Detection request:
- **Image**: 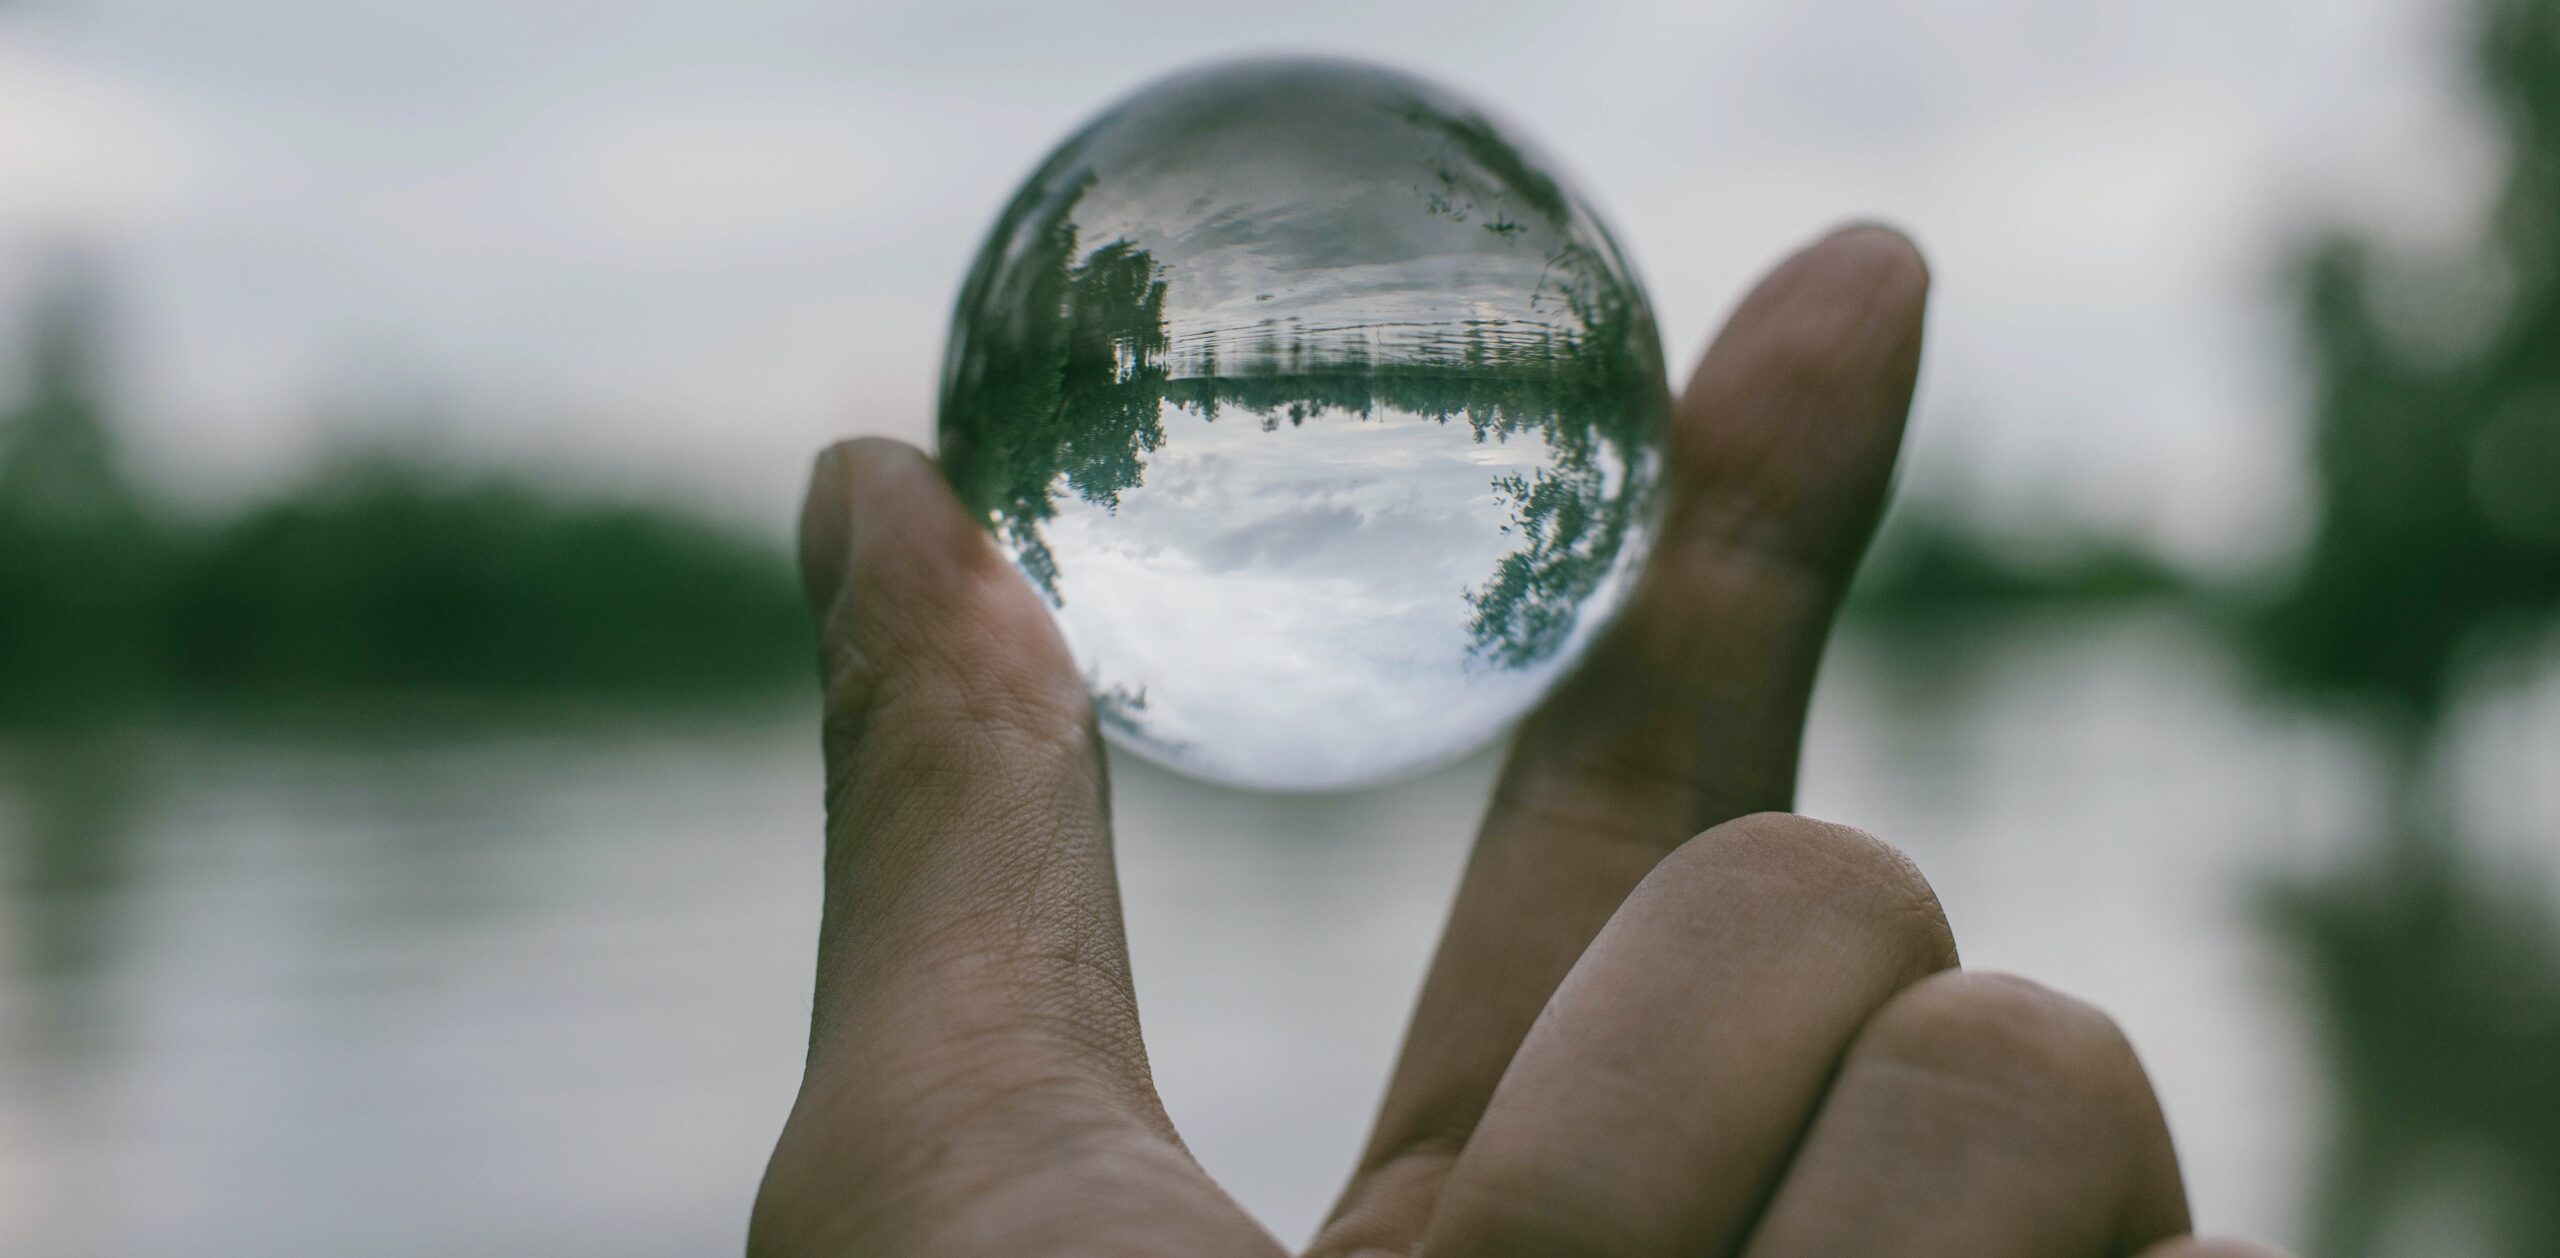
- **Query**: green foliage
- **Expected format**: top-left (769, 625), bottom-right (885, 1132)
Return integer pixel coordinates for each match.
top-left (2249, 0), bottom-right (2560, 725)
top-left (0, 471), bottom-right (810, 724)
top-left (168, 465), bottom-right (808, 698)
top-left (0, 510), bottom-right (180, 715)
top-left (0, 272), bottom-right (808, 723)
top-left (1845, 508), bottom-right (2193, 626)
top-left (936, 168), bottom-right (1168, 604)
top-left (0, 270), bottom-right (179, 716)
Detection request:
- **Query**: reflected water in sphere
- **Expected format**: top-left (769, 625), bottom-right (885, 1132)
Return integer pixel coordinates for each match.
top-left (938, 57), bottom-right (1670, 791)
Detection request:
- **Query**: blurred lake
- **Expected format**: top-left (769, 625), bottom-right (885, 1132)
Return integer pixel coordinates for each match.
top-left (8, 614), bottom-right (2553, 1257)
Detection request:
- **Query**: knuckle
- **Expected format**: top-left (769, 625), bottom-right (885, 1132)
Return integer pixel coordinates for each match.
top-left (1863, 971), bottom-right (2151, 1119)
top-left (910, 559), bottom-right (1089, 728)
top-left (817, 556), bottom-right (1095, 793)
top-left (816, 632), bottom-right (880, 752)
top-left (1655, 812), bottom-right (1955, 975)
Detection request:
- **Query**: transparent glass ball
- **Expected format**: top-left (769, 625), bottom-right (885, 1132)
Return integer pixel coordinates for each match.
top-left (938, 57), bottom-right (1670, 791)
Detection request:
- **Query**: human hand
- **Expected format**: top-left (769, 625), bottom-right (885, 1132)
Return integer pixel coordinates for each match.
top-left (749, 225), bottom-right (2288, 1258)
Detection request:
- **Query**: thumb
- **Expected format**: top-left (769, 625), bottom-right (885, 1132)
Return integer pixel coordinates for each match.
top-left (783, 434), bottom-right (1167, 1155)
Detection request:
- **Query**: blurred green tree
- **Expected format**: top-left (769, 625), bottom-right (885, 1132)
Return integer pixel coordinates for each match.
top-left (169, 460), bottom-right (809, 698)
top-left (0, 258), bottom-right (172, 714)
top-left (2252, 1), bottom-right (2560, 1253)
top-left (2256, 0), bottom-right (2560, 737)
top-left (0, 260), bottom-right (810, 720)
top-left (0, 257), bottom-right (139, 527)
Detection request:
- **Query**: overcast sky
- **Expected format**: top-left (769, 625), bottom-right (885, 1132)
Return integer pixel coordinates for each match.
top-left (0, 0), bottom-right (2501, 562)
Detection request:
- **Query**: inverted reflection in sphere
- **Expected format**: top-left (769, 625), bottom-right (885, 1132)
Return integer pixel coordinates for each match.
top-left (938, 57), bottom-right (1670, 791)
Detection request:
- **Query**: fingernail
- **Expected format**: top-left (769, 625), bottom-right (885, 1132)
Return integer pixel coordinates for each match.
top-left (799, 442), bottom-right (856, 615)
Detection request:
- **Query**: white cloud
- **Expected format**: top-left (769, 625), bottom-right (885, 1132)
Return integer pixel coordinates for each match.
top-left (0, 34), bottom-right (212, 236)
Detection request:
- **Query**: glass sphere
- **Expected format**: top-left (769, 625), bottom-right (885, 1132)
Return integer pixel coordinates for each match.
top-left (938, 57), bottom-right (1669, 791)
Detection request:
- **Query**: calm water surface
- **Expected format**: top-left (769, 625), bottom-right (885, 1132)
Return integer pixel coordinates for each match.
top-left (4, 617), bottom-right (2555, 1256)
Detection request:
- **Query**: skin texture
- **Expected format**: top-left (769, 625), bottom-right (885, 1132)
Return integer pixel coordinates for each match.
top-left (747, 226), bottom-right (2297, 1258)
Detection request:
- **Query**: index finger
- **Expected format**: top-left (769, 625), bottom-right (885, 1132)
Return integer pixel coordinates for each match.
top-left (1316, 225), bottom-right (1932, 1253)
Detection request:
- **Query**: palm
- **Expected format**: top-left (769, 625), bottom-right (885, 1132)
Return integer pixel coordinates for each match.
top-left (751, 229), bottom-right (2275, 1258)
